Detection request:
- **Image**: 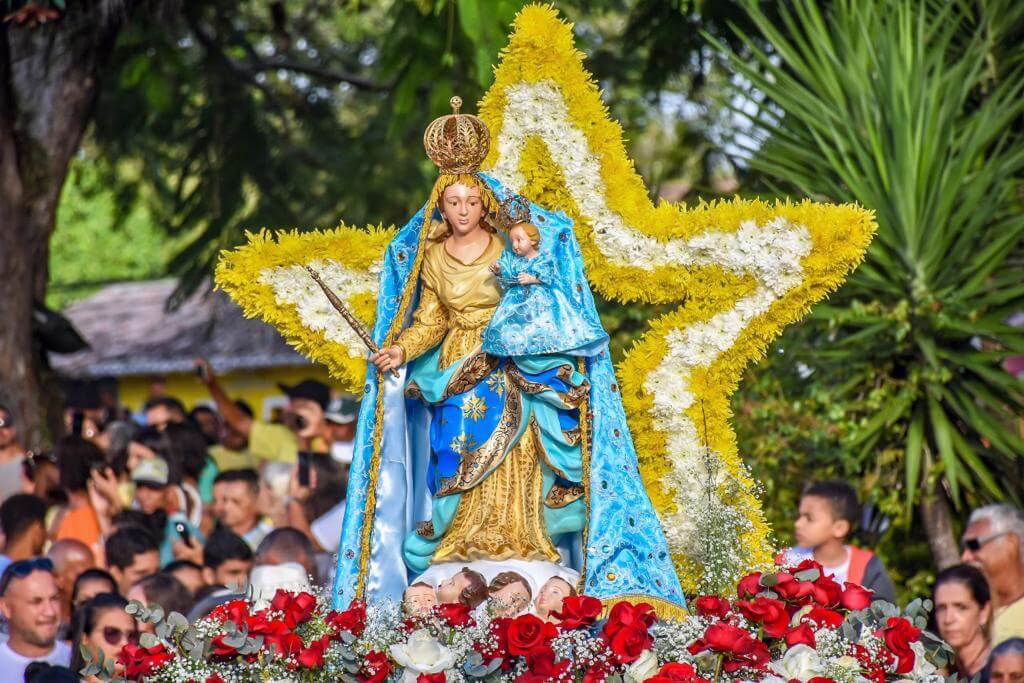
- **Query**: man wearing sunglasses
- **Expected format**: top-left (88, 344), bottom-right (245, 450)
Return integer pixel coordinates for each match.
top-left (961, 504), bottom-right (1024, 646)
top-left (0, 557), bottom-right (71, 677)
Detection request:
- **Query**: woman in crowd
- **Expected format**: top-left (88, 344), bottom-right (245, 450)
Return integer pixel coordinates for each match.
top-left (70, 568), bottom-right (118, 615)
top-left (69, 593), bottom-right (138, 681)
top-left (932, 564), bottom-right (992, 678)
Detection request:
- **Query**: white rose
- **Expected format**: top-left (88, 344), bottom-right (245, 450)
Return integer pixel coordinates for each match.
top-left (623, 649), bottom-right (659, 683)
top-left (770, 644), bottom-right (825, 682)
top-left (390, 629), bottom-right (457, 676)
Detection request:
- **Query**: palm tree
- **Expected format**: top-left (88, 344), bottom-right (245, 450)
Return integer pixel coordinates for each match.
top-left (715, 0), bottom-right (1024, 566)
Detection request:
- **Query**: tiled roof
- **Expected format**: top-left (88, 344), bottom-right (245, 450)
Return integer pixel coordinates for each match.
top-left (51, 279), bottom-right (309, 377)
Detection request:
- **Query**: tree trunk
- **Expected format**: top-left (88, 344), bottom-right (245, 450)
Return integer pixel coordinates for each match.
top-left (920, 487), bottom-right (960, 570)
top-left (0, 7), bottom-right (130, 449)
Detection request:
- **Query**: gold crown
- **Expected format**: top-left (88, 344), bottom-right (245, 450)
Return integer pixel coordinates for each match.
top-left (423, 96), bottom-right (490, 174)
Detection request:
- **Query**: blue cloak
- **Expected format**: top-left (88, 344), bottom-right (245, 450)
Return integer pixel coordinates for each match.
top-left (331, 173), bottom-right (686, 613)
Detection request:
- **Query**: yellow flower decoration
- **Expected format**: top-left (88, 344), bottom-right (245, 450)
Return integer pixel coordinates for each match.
top-left (216, 4), bottom-right (875, 593)
top-left (477, 5), bottom-right (875, 591)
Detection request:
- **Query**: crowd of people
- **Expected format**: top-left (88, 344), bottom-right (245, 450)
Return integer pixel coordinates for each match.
top-left (0, 360), bottom-right (356, 681)
top-left (0, 369), bottom-right (1023, 681)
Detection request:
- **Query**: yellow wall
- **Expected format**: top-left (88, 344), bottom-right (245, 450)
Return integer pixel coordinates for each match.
top-left (117, 365), bottom-right (340, 420)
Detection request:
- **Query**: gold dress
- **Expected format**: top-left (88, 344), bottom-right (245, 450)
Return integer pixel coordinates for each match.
top-left (395, 236), bottom-right (560, 564)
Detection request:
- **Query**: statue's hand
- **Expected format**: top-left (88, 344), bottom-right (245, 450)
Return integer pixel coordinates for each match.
top-left (370, 345), bottom-right (404, 372)
top-left (517, 273), bottom-right (540, 285)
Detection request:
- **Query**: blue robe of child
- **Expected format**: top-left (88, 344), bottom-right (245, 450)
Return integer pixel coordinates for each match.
top-left (482, 237), bottom-right (607, 357)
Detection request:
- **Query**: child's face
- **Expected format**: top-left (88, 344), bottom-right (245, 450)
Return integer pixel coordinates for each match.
top-left (403, 584), bottom-right (438, 615)
top-left (509, 225), bottom-right (536, 256)
top-left (794, 495), bottom-right (849, 549)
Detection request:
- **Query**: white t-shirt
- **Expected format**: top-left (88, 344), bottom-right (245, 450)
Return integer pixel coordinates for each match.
top-left (310, 500), bottom-right (346, 553)
top-left (783, 546), bottom-right (851, 585)
top-left (0, 640), bottom-right (71, 679)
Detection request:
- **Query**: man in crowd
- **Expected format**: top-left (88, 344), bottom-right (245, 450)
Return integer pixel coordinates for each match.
top-left (989, 638), bottom-right (1024, 683)
top-left (211, 469), bottom-right (272, 549)
top-left (0, 405), bottom-right (28, 503)
top-left (962, 504), bottom-right (1024, 645)
top-left (143, 396), bottom-right (187, 431)
top-left (208, 400), bottom-right (256, 471)
top-left (130, 455), bottom-right (202, 564)
top-left (105, 526), bottom-right (160, 594)
top-left (164, 559), bottom-right (207, 597)
top-left (255, 527), bottom-right (318, 584)
top-left (201, 527), bottom-right (253, 589)
top-left (0, 559), bottom-right (71, 677)
top-left (195, 358), bottom-right (334, 465)
top-left (47, 539), bottom-right (95, 628)
top-left (0, 494), bottom-right (48, 575)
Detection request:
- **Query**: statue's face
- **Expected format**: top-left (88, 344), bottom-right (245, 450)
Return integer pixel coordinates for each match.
top-left (403, 584), bottom-right (438, 616)
top-left (437, 571), bottom-right (470, 604)
top-left (535, 577), bottom-right (572, 617)
top-left (490, 582), bottom-right (531, 617)
top-left (441, 183), bottom-right (485, 237)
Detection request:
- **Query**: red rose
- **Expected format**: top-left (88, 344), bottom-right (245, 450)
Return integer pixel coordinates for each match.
top-left (810, 575), bottom-right (843, 608)
top-left (694, 595), bottom-right (731, 620)
top-left (418, 674), bottom-right (446, 683)
top-left (359, 651), bottom-right (392, 683)
top-left (297, 636), bottom-right (330, 669)
top-left (583, 662), bottom-right (610, 683)
top-left (773, 573), bottom-right (816, 603)
top-left (261, 620), bottom-right (303, 657)
top-left (688, 623), bottom-right (770, 673)
top-left (647, 662), bottom-right (712, 683)
top-left (784, 623), bottom-right (816, 648)
top-left (208, 599), bottom-right (251, 627)
top-left (118, 643), bottom-right (175, 679)
top-left (736, 597), bottom-right (790, 638)
top-left (878, 617), bottom-right (921, 674)
top-left (435, 602), bottom-right (475, 627)
top-left (555, 595), bottom-right (603, 629)
top-left (205, 675), bottom-right (225, 683)
top-left (803, 607), bottom-right (843, 629)
top-left (507, 614), bottom-right (558, 656)
top-left (327, 601), bottom-right (367, 638)
top-left (270, 589), bottom-right (318, 628)
top-left (515, 647), bottom-right (571, 683)
top-left (606, 622), bottom-right (653, 664)
top-left (603, 601), bottom-right (656, 640)
top-left (839, 582), bottom-right (873, 611)
top-left (737, 572), bottom-right (764, 599)
top-left (210, 634), bottom-right (239, 658)
top-left (808, 678), bottom-right (838, 683)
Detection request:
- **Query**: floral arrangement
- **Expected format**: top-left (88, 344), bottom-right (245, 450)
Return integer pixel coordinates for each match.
top-left (85, 561), bottom-right (947, 683)
top-left (215, 4), bottom-right (877, 593)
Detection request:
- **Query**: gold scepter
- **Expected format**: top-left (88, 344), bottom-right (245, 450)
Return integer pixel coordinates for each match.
top-left (304, 265), bottom-right (400, 378)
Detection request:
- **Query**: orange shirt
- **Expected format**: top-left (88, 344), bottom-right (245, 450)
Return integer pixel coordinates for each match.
top-left (54, 504), bottom-right (102, 555)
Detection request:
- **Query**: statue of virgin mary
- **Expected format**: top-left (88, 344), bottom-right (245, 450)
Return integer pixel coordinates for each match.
top-left (332, 97), bottom-right (686, 615)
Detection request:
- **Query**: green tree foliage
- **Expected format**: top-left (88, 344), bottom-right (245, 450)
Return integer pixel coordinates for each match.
top-left (716, 0), bottom-right (1024, 564)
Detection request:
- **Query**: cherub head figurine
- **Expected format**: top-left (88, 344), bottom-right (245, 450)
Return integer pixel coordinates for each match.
top-left (403, 582), bottom-right (438, 617)
top-left (487, 571), bottom-right (532, 618)
top-left (437, 567), bottom-right (488, 609)
top-left (534, 576), bottom-right (576, 622)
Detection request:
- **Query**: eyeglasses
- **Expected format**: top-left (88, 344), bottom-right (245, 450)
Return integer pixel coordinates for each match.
top-left (100, 626), bottom-right (140, 647)
top-left (0, 557), bottom-right (54, 595)
top-left (962, 531), bottom-right (1009, 553)
top-left (0, 417), bottom-right (11, 428)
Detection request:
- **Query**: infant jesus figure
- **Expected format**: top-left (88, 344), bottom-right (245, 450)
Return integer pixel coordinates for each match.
top-left (484, 220), bottom-right (600, 358)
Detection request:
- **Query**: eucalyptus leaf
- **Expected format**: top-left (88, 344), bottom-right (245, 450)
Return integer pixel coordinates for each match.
top-left (167, 611), bottom-right (189, 631)
top-left (139, 632), bottom-right (159, 648)
top-left (759, 573), bottom-right (779, 587)
top-left (794, 568), bottom-right (821, 582)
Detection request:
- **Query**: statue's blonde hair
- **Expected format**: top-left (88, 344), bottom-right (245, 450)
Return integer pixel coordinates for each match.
top-left (511, 221), bottom-right (540, 248)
